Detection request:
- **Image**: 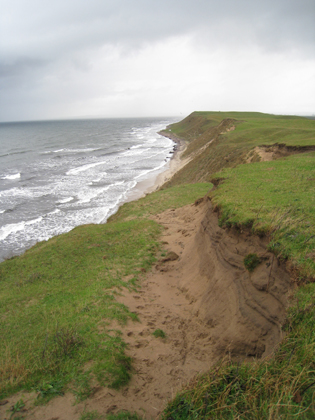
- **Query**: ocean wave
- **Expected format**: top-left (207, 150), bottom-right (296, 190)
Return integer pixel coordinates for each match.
top-left (130, 150), bottom-right (168, 165)
top-left (41, 147), bottom-right (99, 155)
top-left (0, 186), bottom-right (41, 199)
top-left (0, 150), bottom-right (29, 158)
top-left (46, 209), bottom-right (61, 215)
top-left (56, 147), bottom-right (98, 154)
top-left (77, 180), bottom-right (124, 204)
top-left (56, 197), bottom-right (74, 204)
top-left (99, 181), bottom-right (137, 223)
top-left (135, 160), bottom-right (166, 180)
top-left (121, 148), bottom-right (150, 157)
top-left (0, 117), bottom-right (177, 261)
top-left (1, 172), bottom-right (21, 180)
top-left (66, 161), bottom-right (108, 175)
top-left (0, 216), bottom-right (43, 241)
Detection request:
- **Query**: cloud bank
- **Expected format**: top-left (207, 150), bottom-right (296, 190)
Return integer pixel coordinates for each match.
top-left (0, 0), bottom-right (314, 121)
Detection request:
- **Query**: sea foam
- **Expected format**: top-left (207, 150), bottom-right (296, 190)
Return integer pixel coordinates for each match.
top-left (1, 173), bottom-right (21, 180)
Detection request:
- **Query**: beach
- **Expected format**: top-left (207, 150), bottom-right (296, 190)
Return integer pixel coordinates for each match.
top-left (125, 132), bottom-right (188, 201)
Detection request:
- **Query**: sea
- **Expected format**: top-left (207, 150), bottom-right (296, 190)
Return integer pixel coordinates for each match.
top-left (0, 117), bottom-right (179, 262)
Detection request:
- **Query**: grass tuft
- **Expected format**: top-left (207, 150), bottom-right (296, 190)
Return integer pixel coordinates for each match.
top-left (152, 329), bottom-right (166, 339)
top-left (243, 253), bottom-right (261, 272)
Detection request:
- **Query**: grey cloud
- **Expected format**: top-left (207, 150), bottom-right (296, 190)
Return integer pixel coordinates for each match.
top-left (0, 57), bottom-right (46, 79)
top-left (0, 0), bottom-right (314, 121)
top-left (1, 0), bottom-right (314, 60)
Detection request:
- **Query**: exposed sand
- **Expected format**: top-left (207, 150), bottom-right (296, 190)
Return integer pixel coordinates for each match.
top-left (124, 134), bottom-right (188, 203)
top-left (1, 198), bottom-right (291, 420)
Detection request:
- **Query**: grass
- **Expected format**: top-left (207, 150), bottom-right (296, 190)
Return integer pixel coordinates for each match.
top-left (0, 218), bottom-right (162, 399)
top-left (7, 399), bottom-right (25, 419)
top-left (243, 253), bottom-right (261, 272)
top-left (80, 409), bottom-right (141, 420)
top-left (0, 183), bottom-right (210, 403)
top-left (106, 412), bottom-right (142, 419)
top-left (152, 329), bottom-right (166, 339)
top-left (210, 152), bottom-right (315, 279)
top-left (162, 111), bottom-right (315, 187)
top-left (80, 410), bottom-right (104, 420)
top-left (107, 183), bottom-right (212, 223)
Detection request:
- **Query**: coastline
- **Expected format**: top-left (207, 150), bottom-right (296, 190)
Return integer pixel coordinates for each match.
top-left (0, 127), bottom-right (185, 262)
top-left (124, 131), bottom-right (188, 202)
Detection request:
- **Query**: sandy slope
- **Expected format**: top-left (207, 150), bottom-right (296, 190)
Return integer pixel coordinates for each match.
top-left (2, 198), bottom-right (291, 420)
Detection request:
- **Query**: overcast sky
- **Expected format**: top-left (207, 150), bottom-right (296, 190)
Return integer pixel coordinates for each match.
top-left (0, 0), bottom-right (314, 122)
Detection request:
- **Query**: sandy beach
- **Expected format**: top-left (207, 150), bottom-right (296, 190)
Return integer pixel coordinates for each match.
top-left (125, 132), bottom-right (188, 202)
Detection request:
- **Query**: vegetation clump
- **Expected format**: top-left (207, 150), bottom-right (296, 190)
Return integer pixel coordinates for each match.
top-left (243, 253), bottom-right (261, 272)
top-left (152, 329), bottom-right (166, 339)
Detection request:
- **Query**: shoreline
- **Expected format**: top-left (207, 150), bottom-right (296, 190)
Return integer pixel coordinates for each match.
top-left (0, 129), bottom-right (185, 262)
top-left (124, 131), bottom-right (188, 203)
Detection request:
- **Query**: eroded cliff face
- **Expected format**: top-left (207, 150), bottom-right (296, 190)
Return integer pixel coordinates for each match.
top-left (178, 198), bottom-right (291, 359)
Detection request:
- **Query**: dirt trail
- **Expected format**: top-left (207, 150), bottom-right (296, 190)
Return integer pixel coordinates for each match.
top-left (1, 199), bottom-right (292, 420)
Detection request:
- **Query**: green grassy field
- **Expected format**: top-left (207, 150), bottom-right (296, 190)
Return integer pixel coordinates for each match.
top-left (162, 112), bottom-right (315, 187)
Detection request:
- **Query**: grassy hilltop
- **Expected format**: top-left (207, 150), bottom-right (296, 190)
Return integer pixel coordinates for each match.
top-left (160, 112), bottom-right (315, 419)
top-left (161, 111), bottom-right (315, 186)
top-left (1, 111), bottom-right (315, 419)
top-left (161, 112), bottom-right (315, 280)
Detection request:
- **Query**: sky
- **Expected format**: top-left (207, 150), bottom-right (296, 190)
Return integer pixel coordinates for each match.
top-left (0, 0), bottom-right (314, 122)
